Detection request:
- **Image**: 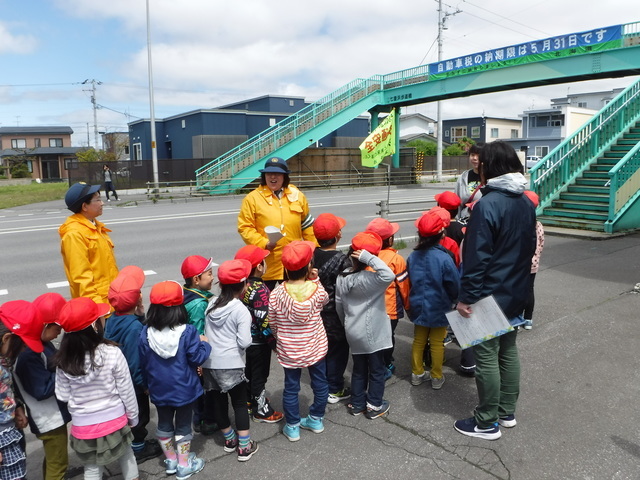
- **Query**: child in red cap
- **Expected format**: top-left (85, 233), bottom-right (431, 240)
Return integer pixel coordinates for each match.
top-left (180, 255), bottom-right (217, 435)
top-left (407, 212), bottom-right (460, 390)
top-left (14, 293), bottom-right (71, 480)
top-left (0, 300), bottom-right (45, 480)
top-left (435, 191), bottom-right (465, 246)
top-left (336, 232), bottom-right (395, 419)
top-left (365, 218), bottom-right (410, 380)
top-left (312, 213), bottom-right (352, 404)
top-left (138, 281), bottom-right (212, 479)
top-left (234, 245), bottom-right (284, 424)
top-left (202, 259), bottom-right (259, 462)
top-left (55, 297), bottom-right (140, 480)
top-left (105, 266), bottom-right (163, 464)
top-left (269, 240), bottom-right (329, 442)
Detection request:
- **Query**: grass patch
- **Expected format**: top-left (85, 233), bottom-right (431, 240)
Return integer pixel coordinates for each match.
top-left (0, 182), bottom-right (68, 209)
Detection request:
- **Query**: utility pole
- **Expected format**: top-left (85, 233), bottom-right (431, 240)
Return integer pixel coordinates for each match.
top-left (436, 0), bottom-right (461, 181)
top-left (146, 0), bottom-right (159, 193)
top-left (82, 79), bottom-right (102, 150)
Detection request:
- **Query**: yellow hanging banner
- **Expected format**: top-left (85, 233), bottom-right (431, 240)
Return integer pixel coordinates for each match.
top-left (359, 109), bottom-right (396, 168)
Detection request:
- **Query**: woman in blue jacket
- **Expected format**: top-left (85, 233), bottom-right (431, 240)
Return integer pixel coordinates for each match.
top-left (454, 141), bottom-right (536, 441)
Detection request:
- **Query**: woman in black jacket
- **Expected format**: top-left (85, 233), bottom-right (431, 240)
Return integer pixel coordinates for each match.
top-left (453, 141), bottom-right (536, 441)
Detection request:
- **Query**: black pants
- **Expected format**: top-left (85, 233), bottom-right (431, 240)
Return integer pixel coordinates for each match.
top-left (325, 335), bottom-right (350, 393)
top-left (212, 382), bottom-right (250, 432)
top-left (104, 181), bottom-right (118, 200)
top-left (132, 386), bottom-right (151, 444)
top-left (245, 343), bottom-right (272, 406)
top-left (383, 319), bottom-right (399, 367)
top-left (523, 273), bottom-right (537, 320)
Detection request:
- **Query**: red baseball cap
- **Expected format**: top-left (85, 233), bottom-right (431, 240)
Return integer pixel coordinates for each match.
top-left (351, 231), bottom-right (383, 256)
top-left (435, 191), bottom-right (461, 210)
top-left (282, 240), bottom-right (316, 271)
top-left (523, 190), bottom-right (539, 207)
top-left (313, 213), bottom-right (346, 240)
top-left (150, 281), bottom-right (184, 307)
top-left (109, 265), bottom-right (145, 313)
top-left (218, 259), bottom-right (252, 285)
top-left (234, 245), bottom-right (270, 268)
top-left (366, 218), bottom-right (400, 240)
top-left (58, 297), bottom-right (111, 333)
top-left (429, 206), bottom-right (451, 227)
top-left (32, 293), bottom-right (67, 325)
top-left (0, 300), bottom-right (45, 353)
top-left (181, 255), bottom-right (215, 279)
top-left (415, 211), bottom-right (445, 237)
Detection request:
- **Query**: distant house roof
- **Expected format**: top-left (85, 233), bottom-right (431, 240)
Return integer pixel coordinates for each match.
top-left (0, 147), bottom-right (84, 156)
top-left (217, 94), bottom-right (307, 110)
top-left (0, 126), bottom-right (74, 135)
top-left (400, 112), bottom-right (436, 123)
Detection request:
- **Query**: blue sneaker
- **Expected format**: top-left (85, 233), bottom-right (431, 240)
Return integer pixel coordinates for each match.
top-left (175, 455), bottom-right (205, 480)
top-left (498, 414), bottom-right (517, 428)
top-left (300, 415), bottom-right (324, 433)
top-left (347, 403), bottom-right (366, 416)
top-left (454, 417), bottom-right (501, 440)
top-left (523, 320), bottom-right (533, 330)
top-left (164, 458), bottom-right (178, 475)
top-left (365, 400), bottom-right (390, 420)
top-left (282, 423), bottom-right (300, 442)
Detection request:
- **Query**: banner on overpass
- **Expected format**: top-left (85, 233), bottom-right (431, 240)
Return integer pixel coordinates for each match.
top-left (429, 24), bottom-right (623, 80)
top-left (360, 109), bottom-right (396, 168)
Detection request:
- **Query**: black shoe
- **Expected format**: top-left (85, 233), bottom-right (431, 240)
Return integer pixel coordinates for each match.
top-left (133, 439), bottom-right (163, 464)
top-left (200, 421), bottom-right (219, 436)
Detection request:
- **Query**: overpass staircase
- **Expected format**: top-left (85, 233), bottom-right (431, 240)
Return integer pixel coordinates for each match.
top-left (532, 78), bottom-right (640, 233)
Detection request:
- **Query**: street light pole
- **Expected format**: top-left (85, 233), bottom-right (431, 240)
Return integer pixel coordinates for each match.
top-left (146, 0), bottom-right (159, 193)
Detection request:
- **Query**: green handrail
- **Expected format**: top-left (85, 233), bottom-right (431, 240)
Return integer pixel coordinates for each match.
top-left (608, 140), bottom-right (640, 218)
top-left (530, 77), bottom-right (640, 209)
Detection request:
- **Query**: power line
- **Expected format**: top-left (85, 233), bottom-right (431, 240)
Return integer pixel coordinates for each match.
top-left (460, 0), bottom-right (552, 37)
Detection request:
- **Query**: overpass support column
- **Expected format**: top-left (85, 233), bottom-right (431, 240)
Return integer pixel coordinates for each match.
top-left (392, 107), bottom-right (400, 168)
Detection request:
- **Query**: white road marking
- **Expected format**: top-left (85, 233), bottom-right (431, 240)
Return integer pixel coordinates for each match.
top-left (18, 213), bottom-right (34, 216)
top-left (0, 290), bottom-right (8, 296)
top-left (47, 281), bottom-right (69, 289)
top-left (143, 270), bottom-right (157, 276)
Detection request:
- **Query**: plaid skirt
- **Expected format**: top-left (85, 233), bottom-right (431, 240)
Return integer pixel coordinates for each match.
top-left (70, 425), bottom-right (133, 466)
top-left (0, 427), bottom-right (26, 480)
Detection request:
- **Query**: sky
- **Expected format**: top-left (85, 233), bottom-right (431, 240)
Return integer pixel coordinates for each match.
top-left (1, 0), bottom-right (638, 148)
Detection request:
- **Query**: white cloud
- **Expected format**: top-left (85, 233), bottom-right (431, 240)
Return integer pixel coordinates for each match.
top-left (0, 22), bottom-right (37, 54)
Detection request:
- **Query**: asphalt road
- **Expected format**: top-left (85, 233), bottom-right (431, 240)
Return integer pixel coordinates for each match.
top-left (0, 185), bottom-right (437, 302)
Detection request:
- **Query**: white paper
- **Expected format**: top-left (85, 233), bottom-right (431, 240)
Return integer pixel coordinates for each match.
top-left (264, 225), bottom-right (284, 244)
top-left (445, 295), bottom-right (514, 349)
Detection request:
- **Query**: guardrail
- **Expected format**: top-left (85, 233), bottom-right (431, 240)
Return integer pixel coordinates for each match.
top-left (377, 198), bottom-right (437, 223)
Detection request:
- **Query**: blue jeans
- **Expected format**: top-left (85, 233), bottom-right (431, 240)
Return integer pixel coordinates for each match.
top-left (156, 403), bottom-right (194, 442)
top-left (350, 350), bottom-right (386, 410)
top-left (282, 358), bottom-right (328, 425)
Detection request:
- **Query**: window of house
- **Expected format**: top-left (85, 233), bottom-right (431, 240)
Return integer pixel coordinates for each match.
top-left (451, 126), bottom-right (467, 142)
top-left (133, 143), bottom-right (142, 165)
top-left (490, 128), bottom-right (499, 138)
top-left (471, 126), bottom-right (480, 138)
top-left (269, 118), bottom-right (276, 127)
top-left (124, 145), bottom-right (130, 155)
top-left (535, 146), bottom-right (549, 157)
top-left (511, 129), bottom-right (519, 138)
top-left (64, 158), bottom-right (78, 170)
top-left (289, 100), bottom-right (294, 107)
top-left (181, 120), bottom-right (186, 129)
top-left (11, 139), bottom-right (26, 149)
top-left (34, 138), bottom-right (41, 148)
top-left (577, 102), bottom-right (587, 108)
top-left (49, 138), bottom-right (63, 147)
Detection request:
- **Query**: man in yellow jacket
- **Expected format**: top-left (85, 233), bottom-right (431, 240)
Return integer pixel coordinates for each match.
top-left (59, 182), bottom-right (119, 304)
top-left (238, 157), bottom-right (316, 289)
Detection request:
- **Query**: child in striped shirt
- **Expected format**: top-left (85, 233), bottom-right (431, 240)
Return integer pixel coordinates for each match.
top-left (269, 241), bottom-right (329, 442)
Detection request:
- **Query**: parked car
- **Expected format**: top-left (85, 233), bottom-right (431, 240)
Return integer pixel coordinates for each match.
top-left (526, 156), bottom-right (541, 169)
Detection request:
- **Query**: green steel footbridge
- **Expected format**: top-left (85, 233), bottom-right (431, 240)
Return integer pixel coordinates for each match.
top-left (196, 22), bottom-right (640, 233)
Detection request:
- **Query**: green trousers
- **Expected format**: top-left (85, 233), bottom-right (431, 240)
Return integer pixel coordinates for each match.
top-left (472, 330), bottom-right (520, 428)
top-left (37, 424), bottom-right (69, 480)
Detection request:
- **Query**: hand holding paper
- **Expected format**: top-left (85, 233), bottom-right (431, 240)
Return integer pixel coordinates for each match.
top-left (264, 225), bottom-right (284, 248)
top-left (446, 296), bottom-right (514, 349)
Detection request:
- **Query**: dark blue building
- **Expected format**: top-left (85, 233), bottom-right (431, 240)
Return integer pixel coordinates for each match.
top-left (128, 95), bottom-right (369, 161)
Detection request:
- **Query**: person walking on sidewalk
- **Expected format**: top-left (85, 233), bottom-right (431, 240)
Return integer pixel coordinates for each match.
top-left (453, 141), bottom-right (536, 441)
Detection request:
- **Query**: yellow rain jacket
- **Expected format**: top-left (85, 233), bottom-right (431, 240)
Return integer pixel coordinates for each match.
top-left (59, 213), bottom-right (119, 304)
top-left (238, 184), bottom-right (316, 281)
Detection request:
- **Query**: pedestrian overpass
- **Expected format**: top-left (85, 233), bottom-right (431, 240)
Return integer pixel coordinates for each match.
top-left (195, 22), bottom-right (640, 232)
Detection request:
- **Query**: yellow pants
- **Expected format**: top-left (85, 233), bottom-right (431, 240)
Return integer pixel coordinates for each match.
top-left (411, 325), bottom-right (447, 379)
top-left (36, 424), bottom-right (69, 480)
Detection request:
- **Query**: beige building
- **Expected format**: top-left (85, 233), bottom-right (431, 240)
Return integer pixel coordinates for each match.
top-left (0, 126), bottom-right (83, 180)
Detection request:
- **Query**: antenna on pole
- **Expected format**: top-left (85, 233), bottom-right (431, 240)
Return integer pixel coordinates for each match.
top-left (82, 79), bottom-right (102, 150)
top-left (436, 0), bottom-right (462, 182)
